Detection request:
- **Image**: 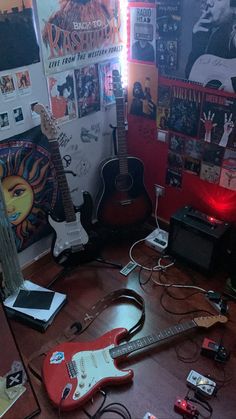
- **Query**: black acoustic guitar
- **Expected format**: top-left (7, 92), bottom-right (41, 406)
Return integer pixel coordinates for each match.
top-left (96, 70), bottom-right (152, 228)
top-left (35, 104), bottom-right (97, 266)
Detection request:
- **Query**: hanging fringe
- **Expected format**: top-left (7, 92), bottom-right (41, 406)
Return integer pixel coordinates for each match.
top-left (0, 178), bottom-right (24, 298)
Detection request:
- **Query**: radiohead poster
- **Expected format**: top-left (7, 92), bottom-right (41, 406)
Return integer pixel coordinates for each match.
top-left (36, 0), bottom-right (125, 75)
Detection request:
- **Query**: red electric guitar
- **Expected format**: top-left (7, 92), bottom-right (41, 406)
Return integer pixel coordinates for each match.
top-left (42, 314), bottom-right (227, 411)
top-left (96, 70), bottom-right (152, 228)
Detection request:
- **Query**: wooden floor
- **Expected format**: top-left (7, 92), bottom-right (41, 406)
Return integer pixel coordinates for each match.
top-left (7, 229), bottom-right (236, 418)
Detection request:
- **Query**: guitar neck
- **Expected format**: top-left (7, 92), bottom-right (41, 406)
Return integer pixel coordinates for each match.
top-left (110, 320), bottom-right (197, 359)
top-left (49, 139), bottom-right (76, 222)
top-left (115, 97), bottom-right (128, 174)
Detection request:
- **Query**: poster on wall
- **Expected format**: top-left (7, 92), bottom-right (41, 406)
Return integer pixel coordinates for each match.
top-left (128, 2), bottom-right (156, 64)
top-left (0, 0), bottom-right (39, 72)
top-left (199, 92), bottom-right (236, 149)
top-left (159, 0), bottom-right (236, 94)
top-left (75, 64), bottom-right (100, 118)
top-left (99, 59), bottom-right (121, 107)
top-left (48, 71), bottom-right (77, 123)
top-left (128, 62), bottom-right (157, 120)
top-left (0, 127), bottom-right (58, 252)
top-left (36, 0), bottom-right (124, 75)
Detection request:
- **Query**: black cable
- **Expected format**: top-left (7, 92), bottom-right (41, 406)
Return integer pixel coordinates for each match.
top-left (81, 391), bottom-right (132, 419)
top-left (159, 287), bottom-right (214, 316)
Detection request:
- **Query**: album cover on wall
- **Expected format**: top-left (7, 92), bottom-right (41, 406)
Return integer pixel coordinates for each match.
top-left (169, 134), bottom-right (185, 154)
top-left (200, 162), bottom-right (221, 185)
top-left (166, 168), bottom-right (182, 188)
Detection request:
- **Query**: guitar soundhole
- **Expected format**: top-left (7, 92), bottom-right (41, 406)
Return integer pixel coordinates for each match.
top-left (115, 174), bottom-right (133, 192)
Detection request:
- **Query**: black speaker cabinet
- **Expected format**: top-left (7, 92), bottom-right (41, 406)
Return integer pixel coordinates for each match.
top-left (168, 206), bottom-right (231, 274)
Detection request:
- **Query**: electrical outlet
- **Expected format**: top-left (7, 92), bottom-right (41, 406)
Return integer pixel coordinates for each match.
top-left (154, 184), bottom-right (165, 197)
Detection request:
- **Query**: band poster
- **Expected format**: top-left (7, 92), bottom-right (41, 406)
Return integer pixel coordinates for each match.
top-left (0, 0), bottom-right (39, 72)
top-left (0, 127), bottom-right (59, 252)
top-left (36, 0), bottom-right (124, 75)
top-left (128, 2), bottom-right (156, 65)
top-left (157, 0), bottom-right (236, 94)
top-left (157, 76), bottom-right (236, 192)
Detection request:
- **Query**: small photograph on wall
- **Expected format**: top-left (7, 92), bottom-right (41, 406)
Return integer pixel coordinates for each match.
top-left (128, 62), bottom-right (157, 120)
top-left (184, 156), bottom-right (201, 176)
top-left (202, 143), bottom-right (224, 167)
top-left (13, 107), bottom-right (24, 125)
top-left (0, 112), bottom-right (10, 130)
top-left (75, 64), bottom-right (100, 118)
top-left (157, 106), bottom-right (169, 130)
top-left (167, 151), bottom-right (184, 169)
top-left (219, 168), bottom-right (236, 191)
top-left (99, 59), bottom-right (120, 107)
top-left (200, 162), bottom-right (221, 184)
top-left (129, 2), bottom-right (156, 64)
top-left (169, 134), bottom-right (185, 154)
top-left (0, 74), bottom-right (16, 101)
top-left (165, 167), bottom-right (182, 188)
top-left (0, 0), bottom-right (39, 72)
top-left (168, 84), bottom-right (202, 137)
top-left (200, 92), bottom-right (236, 148)
top-left (15, 70), bottom-right (31, 95)
top-left (185, 138), bottom-right (204, 160)
top-left (48, 71), bottom-right (77, 124)
top-left (30, 102), bottom-right (39, 119)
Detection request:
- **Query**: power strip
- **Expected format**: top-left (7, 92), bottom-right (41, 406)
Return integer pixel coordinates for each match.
top-left (186, 370), bottom-right (216, 398)
top-left (145, 228), bottom-right (168, 252)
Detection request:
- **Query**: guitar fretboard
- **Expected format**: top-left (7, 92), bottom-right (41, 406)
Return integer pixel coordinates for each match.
top-left (50, 140), bottom-right (76, 223)
top-left (116, 97), bottom-right (128, 175)
top-left (110, 320), bottom-right (197, 359)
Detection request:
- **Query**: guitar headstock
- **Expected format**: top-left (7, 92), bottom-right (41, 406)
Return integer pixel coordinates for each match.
top-left (33, 103), bottom-right (57, 140)
top-left (194, 315), bottom-right (228, 328)
top-left (112, 69), bottom-right (123, 99)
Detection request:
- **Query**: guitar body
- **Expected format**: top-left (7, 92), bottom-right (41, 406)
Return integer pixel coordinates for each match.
top-left (189, 54), bottom-right (236, 92)
top-left (42, 328), bottom-right (133, 411)
top-left (50, 191), bottom-right (97, 266)
top-left (97, 157), bottom-right (152, 228)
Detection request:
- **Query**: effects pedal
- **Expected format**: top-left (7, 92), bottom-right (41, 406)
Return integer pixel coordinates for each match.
top-left (120, 261), bottom-right (138, 276)
top-left (201, 338), bottom-right (230, 363)
top-left (174, 398), bottom-right (198, 418)
top-left (186, 370), bottom-right (216, 398)
top-left (145, 228), bottom-right (168, 252)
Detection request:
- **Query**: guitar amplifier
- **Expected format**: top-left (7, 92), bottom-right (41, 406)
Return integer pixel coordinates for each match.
top-left (168, 206), bottom-right (231, 274)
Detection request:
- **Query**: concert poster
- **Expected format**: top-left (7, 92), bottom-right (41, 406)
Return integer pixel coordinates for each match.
top-left (0, 127), bottom-right (59, 252)
top-left (48, 71), bottom-right (77, 123)
top-left (168, 83), bottom-right (202, 137)
top-left (75, 64), bottom-right (100, 118)
top-left (156, 0), bottom-right (181, 74)
top-left (128, 62), bottom-right (157, 120)
top-left (36, 0), bottom-right (124, 75)
top-left (199, 92), bottom-right (236, 149)
top-left (99, 59), bottom-right (120, 107)
top-left (128, 2), bottom-right (156, 65)
top-left (0, 0), bottom-right (39, 72)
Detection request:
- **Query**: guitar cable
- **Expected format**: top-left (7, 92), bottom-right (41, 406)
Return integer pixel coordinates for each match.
top-left (81, 390), bottom-right (132, 419)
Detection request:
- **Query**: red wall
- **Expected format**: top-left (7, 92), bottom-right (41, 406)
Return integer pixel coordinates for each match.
top-left (127, 114), bottom-right (236, 223)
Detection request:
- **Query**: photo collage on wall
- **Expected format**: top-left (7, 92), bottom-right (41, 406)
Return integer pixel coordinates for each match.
top-left (0, 69), bottom-right (33, 131)
top-left (157, 76), bottom-right (236, 192)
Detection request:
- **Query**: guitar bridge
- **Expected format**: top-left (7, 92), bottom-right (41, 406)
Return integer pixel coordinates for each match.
top-left (71, 244), bottom-right (84, 253)
top-left (119, 200), bottom-right (132, 206)
top-left (67, 360), bottom-right (78, 378)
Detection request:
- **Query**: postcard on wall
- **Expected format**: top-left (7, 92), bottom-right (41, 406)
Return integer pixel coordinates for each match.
top-left (199, 92), bottom-right (236, 148)
top-left (99, 59), bottom-right (121, 107)
top-left (0, 0), bottom-right (39, 72)
top-left (15, 70), bottom-right (32, 95)
top-left (36, 0), bottom-right (124, 75)
top-left (0, 74), bottom-right (16, 101)
top-left (0, 112), bottom-right (10, 130)
top-left (75, 64), bottom-right (100, 118)
top-left (48, 71), bottom-right (77, 123)
top-left (219, 168), bottom-right (236, 191)
top-left (128, 2), bottom-right (156, 65)
top-left (13, 107), bottom-right (24, 125)
top-left (200, 162), bottom-right (221, 185)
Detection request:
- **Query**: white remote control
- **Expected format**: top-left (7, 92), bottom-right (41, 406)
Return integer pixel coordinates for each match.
top-left (186, 370), bottom-right (216, 398)
top-left (120, 261), bottom-right (138, 276)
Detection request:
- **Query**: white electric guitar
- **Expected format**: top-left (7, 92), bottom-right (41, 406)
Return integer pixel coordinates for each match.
top-left (189, 54), bottom-right (236, 92)
top-left (34, 104), bottom-right (93, 266)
